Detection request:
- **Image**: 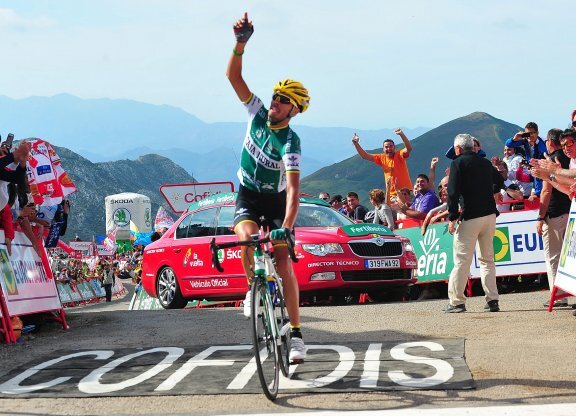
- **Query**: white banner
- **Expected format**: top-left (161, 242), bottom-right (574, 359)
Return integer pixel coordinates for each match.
top-left (555, 199), bottom-right (576, 295)
top-left (69, 241), bottom-right (94, 251)
top-left (160, 182), bottom-right (234, 214)
top-left (470, 209), bottom-right (547, 278)
top-left (0, 231), bottom-right (62, 316)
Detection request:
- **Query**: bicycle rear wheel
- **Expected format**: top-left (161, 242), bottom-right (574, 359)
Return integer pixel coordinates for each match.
top-left (251, 278), bottom-right (280, 401)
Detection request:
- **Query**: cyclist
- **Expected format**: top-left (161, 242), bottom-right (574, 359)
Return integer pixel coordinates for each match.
top-left (226, 12), bottom-right (309, 362)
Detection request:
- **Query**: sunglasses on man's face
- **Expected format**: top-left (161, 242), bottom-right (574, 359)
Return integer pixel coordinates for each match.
top-left (561, 139), bottom-right (574, 149)
top-left (572, 119), bottom-right (576, 128)
top-left (272, 94), bottom-right (292, 105)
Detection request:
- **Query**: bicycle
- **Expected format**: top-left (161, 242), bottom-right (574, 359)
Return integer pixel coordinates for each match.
top-left (210, 233), bottom-right (297, 401)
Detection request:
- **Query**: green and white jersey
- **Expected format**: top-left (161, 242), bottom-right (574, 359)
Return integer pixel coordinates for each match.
top-left (237, 94), bottom-right (301, 193)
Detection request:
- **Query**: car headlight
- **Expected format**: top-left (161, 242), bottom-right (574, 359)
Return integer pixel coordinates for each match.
top-left (403, 242), bottom-right (414, 252)
top-left (301, 243), bottom-right (344, 257)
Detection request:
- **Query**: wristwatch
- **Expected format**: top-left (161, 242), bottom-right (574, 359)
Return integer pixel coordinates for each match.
top-left (549, 174), bottom-right (556, 182)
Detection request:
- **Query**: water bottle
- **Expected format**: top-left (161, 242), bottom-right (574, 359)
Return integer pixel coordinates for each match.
top-left (267, 276), bottom-right (276, 295)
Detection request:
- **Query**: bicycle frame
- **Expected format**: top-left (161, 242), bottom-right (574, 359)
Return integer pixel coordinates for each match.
top-left (210, 233), bottom-right (297, 400)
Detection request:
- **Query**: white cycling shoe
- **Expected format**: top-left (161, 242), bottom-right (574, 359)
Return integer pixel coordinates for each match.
top-left (243, 290), bottom-right (251, 318)
top-left (289, 337), bottom-right (307, 362)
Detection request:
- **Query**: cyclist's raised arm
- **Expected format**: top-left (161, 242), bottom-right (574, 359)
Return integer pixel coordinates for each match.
top-left (226, 12), bottom-right (254, 103)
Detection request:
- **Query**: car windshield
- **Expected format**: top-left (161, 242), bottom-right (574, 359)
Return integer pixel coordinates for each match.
top-left (295, 203), bottom-right (354, 228)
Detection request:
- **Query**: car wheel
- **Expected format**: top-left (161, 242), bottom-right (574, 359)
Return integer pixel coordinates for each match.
top-left (156, 267), bottom-right (187, 309)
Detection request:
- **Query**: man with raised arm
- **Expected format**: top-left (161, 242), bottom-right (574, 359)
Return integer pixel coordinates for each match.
top-left (352, 128), bottom-right (413, 203)
top-left (226, 12), bottom-right (310, 362)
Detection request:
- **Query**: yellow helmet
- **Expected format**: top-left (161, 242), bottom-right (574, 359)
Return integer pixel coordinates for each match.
top-left (273, 79), bottom-right (310, 113)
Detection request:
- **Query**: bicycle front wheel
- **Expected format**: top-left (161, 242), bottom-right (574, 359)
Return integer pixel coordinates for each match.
top-left (275, 287), bottom-right (291, 377)
top-left (251, 278), bottom-right (280, 401)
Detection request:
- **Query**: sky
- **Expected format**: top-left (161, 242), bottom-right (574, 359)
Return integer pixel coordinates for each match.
top-left (0, 1), bottom-right (575, 134)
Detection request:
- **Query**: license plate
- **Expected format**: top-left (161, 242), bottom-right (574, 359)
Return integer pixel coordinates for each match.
top-left (364, 259), bottom-right (400, 269)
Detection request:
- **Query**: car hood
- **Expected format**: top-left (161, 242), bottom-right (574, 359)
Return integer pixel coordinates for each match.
top-left (296, 223), bottom-right (395, 241)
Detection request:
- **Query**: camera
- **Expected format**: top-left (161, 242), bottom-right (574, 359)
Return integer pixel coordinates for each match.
top-left (521, 132), bottom-right (531, 138)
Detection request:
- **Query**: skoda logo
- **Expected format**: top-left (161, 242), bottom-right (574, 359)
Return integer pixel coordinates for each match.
top-left (373, 237), bottom-right (385, 246)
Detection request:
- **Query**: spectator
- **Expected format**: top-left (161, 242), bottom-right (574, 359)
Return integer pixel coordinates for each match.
top-left (530, 129), bottom-right (576, 194)
top-left (445, 137), bottom-right (487, 160)
top-left (150, 226), bottom-right (168, 243)
top-left (505, 122), bottom-right (547, 200)
top-left (346, 192), bottom-right (368, 222)
top-left (368, 189), bottom-right (395, 229)
top-left (101, 264), bottom-right (114, 302)
top-left (445, 134), bottom-right (504, 313)
top-left (329, 194), bottom-right (346, 214)
top-left (352, 128), bottom-right (413, 203)
top-left (502, 145), bottom-right (523, 181)
top-left (532, 129), bottom-right (573, 307)
top-left (421, 183), bottom-right (449, 235)
top-left (394, 174), bottom-right (439, 220)
top-left (318, 192), bottom-right (330, 202)
top-left (493, 161), bottom-right (525, 212)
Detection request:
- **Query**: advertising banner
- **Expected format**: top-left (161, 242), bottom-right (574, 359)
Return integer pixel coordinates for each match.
top-left (555, 199), bottom-right (576, 295)
top-left (56, 282), bottom-right (73, 304)
top-left (0, 231), bottom-right (62, 316)
top-left (395, 223), bottom-right (453, 283)
top-left (395, 209), bottom-right (546, 282)
top-left (160, 182), bottom-right (234, 214)
top-left (469, 209), bottom-right (546, 278)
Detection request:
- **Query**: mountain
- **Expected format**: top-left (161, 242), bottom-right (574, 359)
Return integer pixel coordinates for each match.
top-left (56, 147), bottom-right (195, 241)
top-left (300, 112), bottom-right (522, 204)
top-left (0, 94), bottom-right (428, 181)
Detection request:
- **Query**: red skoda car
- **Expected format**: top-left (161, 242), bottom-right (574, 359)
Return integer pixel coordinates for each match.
top-left (142, 193), bottom-right (417, 308)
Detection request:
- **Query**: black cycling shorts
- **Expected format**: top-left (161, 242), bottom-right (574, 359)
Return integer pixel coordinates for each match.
top-left (233, 185), bottom-right (286, 231)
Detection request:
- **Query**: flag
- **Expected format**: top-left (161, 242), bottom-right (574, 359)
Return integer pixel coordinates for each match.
top-left (103, 228), bottom-right (118, 253)
top-left (154, 206), bottom-right (174, 231)
top-left (133, 231), bottom-right (154, 246)
top-left (129, 220), bottom-right (140, 242)
top-left (26, 138), bottom-right (77, 206)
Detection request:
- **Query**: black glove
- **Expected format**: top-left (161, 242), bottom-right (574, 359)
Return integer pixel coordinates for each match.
top-left (234, 17), bottom-right (254, 43)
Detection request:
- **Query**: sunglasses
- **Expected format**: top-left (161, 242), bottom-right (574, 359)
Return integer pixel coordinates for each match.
top-left (272, 94), bottom-right (292, 105)
top-left (572, 120), bottom-right (576, 128)
top-left (561, 139), bottom-right (574, 149)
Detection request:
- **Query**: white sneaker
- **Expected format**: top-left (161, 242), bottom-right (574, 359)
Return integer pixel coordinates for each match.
top-left (243, 290), bottom-right (251, 318)
top-left (289, 337), bottom-right (307, 362)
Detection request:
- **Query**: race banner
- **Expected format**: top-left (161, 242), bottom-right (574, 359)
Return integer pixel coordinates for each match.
top-left (555, 198), bottom-right (576, 295)
top-left (26, 138), bottom-right (77, 206)
top-left (0, 231), bottom-right (62, 316)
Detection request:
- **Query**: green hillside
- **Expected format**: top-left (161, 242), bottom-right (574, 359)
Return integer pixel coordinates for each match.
top-left (301, 112), bottom-right (521, 205)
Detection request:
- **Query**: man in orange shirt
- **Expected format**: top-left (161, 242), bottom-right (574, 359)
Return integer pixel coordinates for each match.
top-left (352, 128), bottom-right (413, 202)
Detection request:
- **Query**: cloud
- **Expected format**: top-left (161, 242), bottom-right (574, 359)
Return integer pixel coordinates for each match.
top-left (0, 8), bottom-right (54, 29)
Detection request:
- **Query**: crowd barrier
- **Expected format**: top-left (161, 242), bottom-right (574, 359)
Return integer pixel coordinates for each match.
top-left (57, 278), bottom-right (127, 308)
top-left (395, 203), bottom-right (547, 284)
top-left (0, 230), bottom-right (67, 344)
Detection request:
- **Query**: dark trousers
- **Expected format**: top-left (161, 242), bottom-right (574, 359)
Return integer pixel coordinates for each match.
top-left (104, 284), bottom-right (113, 302)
